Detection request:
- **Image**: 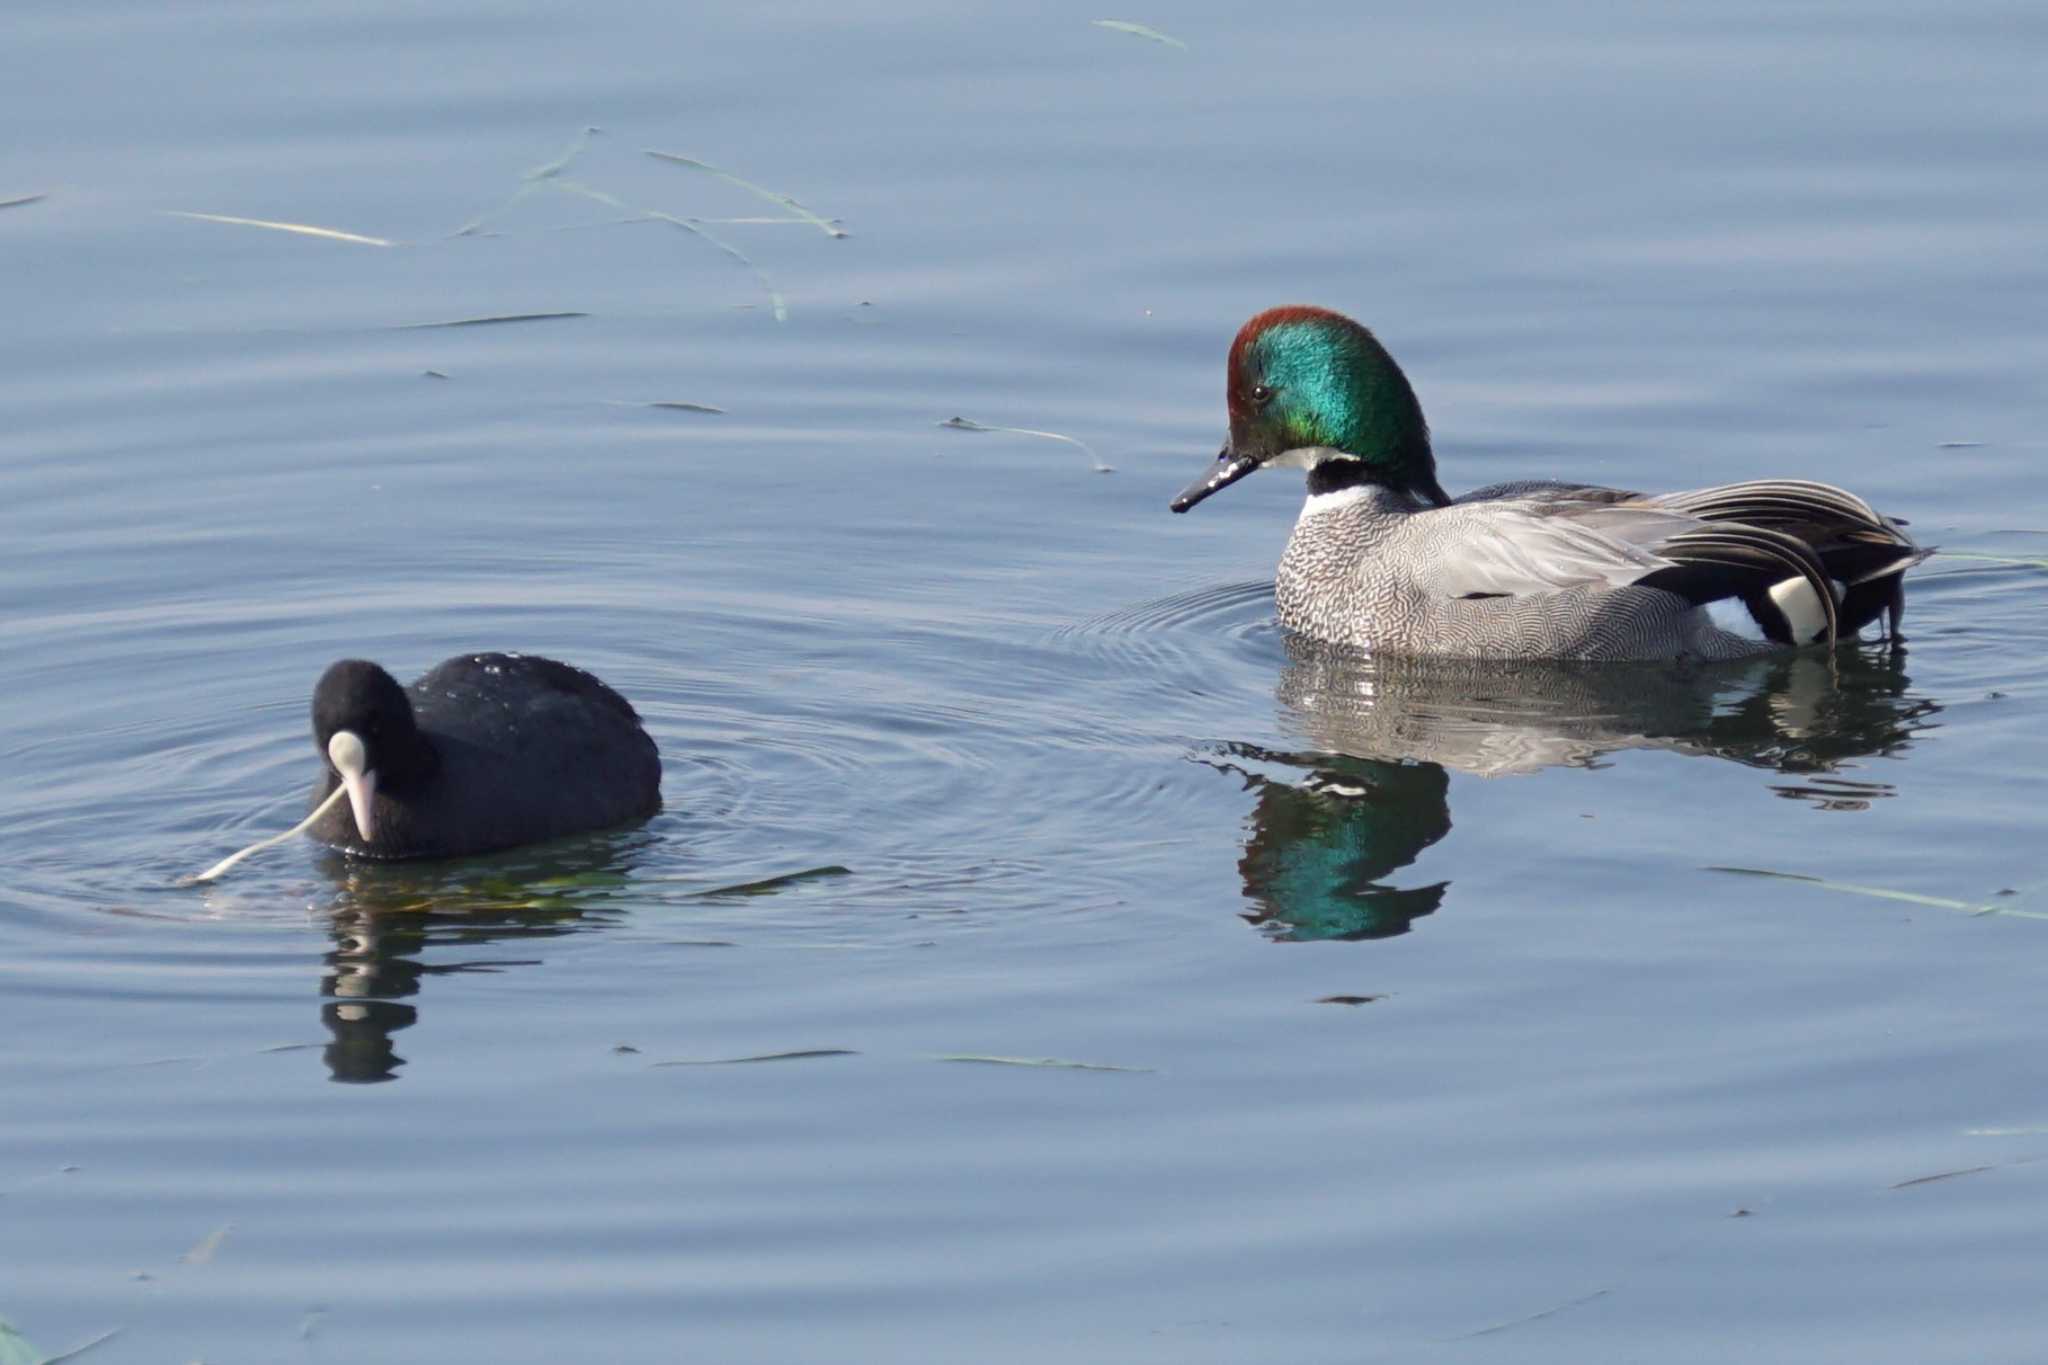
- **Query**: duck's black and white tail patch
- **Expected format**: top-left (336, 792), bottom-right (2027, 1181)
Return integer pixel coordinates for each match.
top-left (1704, 575), bottom-right (1842, 645)
top-left (1650, 478), bottom-right (1927, 643)
top-left (1705, 578), bottom-right (1837, 644)
top-left (1734, 575), bottom-right (1841, 645)
top-left (1640, 524), bottom-right (1842, 646)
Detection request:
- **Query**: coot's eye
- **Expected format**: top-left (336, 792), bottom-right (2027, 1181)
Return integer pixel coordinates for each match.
top-left (1251, 384), bottom-right (1276, 406)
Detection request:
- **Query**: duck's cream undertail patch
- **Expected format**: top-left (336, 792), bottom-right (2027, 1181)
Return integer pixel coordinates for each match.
top-left (1769, 574), bottom-right (1835, 644)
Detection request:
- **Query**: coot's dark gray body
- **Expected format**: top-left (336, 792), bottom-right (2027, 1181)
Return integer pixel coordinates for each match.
top-left (307, 653), bottom-right (661, 861)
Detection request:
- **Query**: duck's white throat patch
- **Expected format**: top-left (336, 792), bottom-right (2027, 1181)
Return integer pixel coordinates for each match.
top-left (1298, 485), bottom-right (1373, 521)
top-left (1267, 445), bottom-right (1351, 472)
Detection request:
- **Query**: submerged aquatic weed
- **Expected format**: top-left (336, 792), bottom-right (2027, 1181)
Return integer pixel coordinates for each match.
top-left (680, 865), bottom-right (853, 898)
top-left (190, 786), bottom-right (347, 883)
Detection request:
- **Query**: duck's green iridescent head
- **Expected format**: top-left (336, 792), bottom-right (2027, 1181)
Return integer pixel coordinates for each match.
top-left (1170, 306), bottom-right (1446, 512)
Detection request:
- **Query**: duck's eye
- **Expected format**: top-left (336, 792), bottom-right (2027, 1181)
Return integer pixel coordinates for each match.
top-left (1251, 384), bottom-right (1276, 406)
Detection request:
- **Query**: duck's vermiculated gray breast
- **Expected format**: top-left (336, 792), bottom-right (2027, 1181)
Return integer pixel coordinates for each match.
top-left (1277, 502), bottom-right (1765, 661)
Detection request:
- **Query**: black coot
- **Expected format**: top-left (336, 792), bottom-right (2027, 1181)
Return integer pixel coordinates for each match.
top-left (306, 653), bottom-right (661, 860)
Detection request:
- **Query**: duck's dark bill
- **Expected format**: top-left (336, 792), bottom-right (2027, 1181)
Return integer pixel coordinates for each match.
top-left (1170, 450), bottom-right (1260, 513)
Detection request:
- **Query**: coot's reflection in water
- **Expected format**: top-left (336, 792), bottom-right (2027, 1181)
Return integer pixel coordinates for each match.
top-left (1208, 636), bottom-right (1940, 942)
top-left (310, 831), bottom-right (658, 1083)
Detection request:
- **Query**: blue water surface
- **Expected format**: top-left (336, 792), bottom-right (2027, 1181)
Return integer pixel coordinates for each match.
top-left (3, 1), bottom-right (2045, 1360)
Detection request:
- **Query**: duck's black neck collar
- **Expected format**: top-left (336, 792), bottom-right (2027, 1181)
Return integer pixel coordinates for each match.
top-left (1306, 455), bottom-right (1452, 508)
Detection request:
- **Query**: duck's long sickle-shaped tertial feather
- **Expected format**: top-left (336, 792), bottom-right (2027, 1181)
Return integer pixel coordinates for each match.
top-left (189, 784), bottom-right (347, 884)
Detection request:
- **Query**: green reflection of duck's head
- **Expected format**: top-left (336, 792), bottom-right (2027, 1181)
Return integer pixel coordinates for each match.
top-left (1208, 745), bottom-right (1452, 942)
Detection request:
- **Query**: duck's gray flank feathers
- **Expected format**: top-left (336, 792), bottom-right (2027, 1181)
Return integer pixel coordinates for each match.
top-left (1274, 478), bottom-right (1919, 659)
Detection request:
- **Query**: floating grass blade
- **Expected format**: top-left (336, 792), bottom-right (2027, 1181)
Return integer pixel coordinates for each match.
top-left (180, 1223), bottom-right (232, 1266)
top-left (524, 125), bottom-right (602, 181)
top-left (1931, 550), bottom-right (2048, 571)
top-left (449, 128), bottom-right (601, 237)
top-left (542, 214), bottom-right (663, 234)
top-left (688, 216), bottom-right (820, 226)
top-left (644, 149), bottom-right (848, 238)
top-left (600, 399), bottom-right (726, 414)
top-left (395, 311), bottom-right (589, 329)
top-left (554, 177), bottom-right (790, 321)
top-left (190, 785), bottom-right (346, 884)
top-left (1453, 1289), bottom-right (1612, 1341)
top-left (1706, 866), bottom-right (2048, 919)
top-left (650, 1049), bottom-right (857, 1067)
top-left (0, 193), bottom-right (48, 211)
top-left (452, 140), bottom-right (800, 319)
top-left (0, 1317), bottom-right (38, 1365)
top-left (934, 1054), bottom-right (1154, 1072)
top-left (940, 416), bottom-right (1113, 473)
top-left (449, 179), bottom-right (542, 238)
top-left (35, 1327), bottom-right (123, 1365)
top-left (1092, 19), bottom-right (1188, 49)
top-left (162, 210), bottom-right (394, 247)
top-left (659, 214), bottom-right (790, 321)
top-left (1890, 1164), bottom-right (1996, 1190)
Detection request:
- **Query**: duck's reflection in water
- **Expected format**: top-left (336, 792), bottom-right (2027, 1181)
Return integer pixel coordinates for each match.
top-left (1206, 636), bottom-right (1939, 942)
top-left (313, 831), bottom-right (658, 1083)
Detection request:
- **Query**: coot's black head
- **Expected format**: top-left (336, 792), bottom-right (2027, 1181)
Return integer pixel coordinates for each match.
top-left (311, 660), bottom-right (428, 843)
